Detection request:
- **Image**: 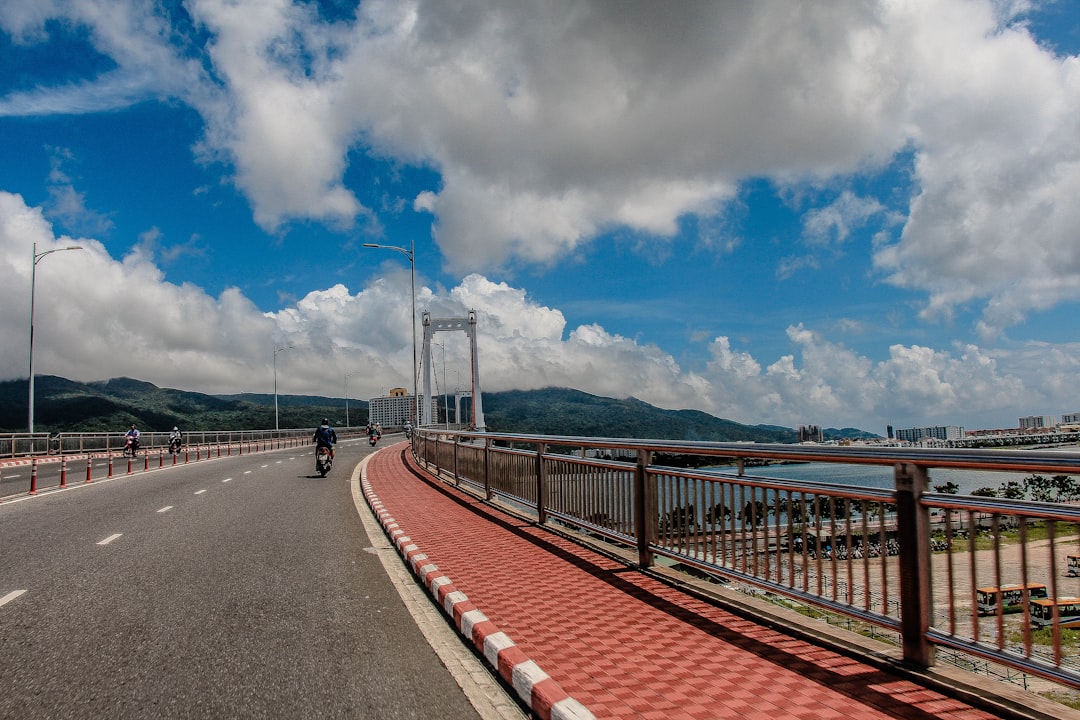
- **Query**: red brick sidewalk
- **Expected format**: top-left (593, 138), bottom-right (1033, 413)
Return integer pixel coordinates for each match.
top-left (362, 443), bottom-right (1007, 720)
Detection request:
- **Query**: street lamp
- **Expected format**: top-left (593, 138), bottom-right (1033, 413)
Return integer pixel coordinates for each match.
top-left (28, 242), bottom-right (83, 433)
top-left (363, 240), bottom-right (418, 427)
top-left (345, 370), bottom-right (362, 428)
top-left (273, 344), bottom-right (292, 431)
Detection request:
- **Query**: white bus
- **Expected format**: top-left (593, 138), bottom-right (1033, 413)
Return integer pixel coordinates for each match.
top-left (1031, 597), bottom-right (1080, 629)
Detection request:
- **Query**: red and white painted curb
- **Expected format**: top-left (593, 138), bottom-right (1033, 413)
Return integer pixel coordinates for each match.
top-left (360, 470), bottom-right (595, 720)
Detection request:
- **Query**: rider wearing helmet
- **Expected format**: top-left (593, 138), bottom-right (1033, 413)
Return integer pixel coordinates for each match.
top-left (313, 418), bottom-right (337, 459)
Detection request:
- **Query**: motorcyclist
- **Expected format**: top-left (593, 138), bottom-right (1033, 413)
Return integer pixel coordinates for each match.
top-left (124, 423), bottom-right (141, 454)
top-left (169, 426), bottom-right (183, 453)
top-left (403, 421), bottom-right (412, 438)
top-left (313, 418), bottom-right (337, 460)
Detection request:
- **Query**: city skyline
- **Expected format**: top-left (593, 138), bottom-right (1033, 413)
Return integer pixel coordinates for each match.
top-left (2, 1), bottom-right (1080, 434)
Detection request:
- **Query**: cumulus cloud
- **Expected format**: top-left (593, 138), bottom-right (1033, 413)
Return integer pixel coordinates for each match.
top-left (4, 1), bottom-right (1079, 331)
top-left (4, 1), bottom-right (1080, 432)
top-left (4, 190), bottom-right (1075, 432)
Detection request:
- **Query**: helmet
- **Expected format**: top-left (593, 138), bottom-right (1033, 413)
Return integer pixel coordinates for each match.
top-left (321, 418), bottom-right (329, 425)
top-left (172, 426), bottom-right (178, 432)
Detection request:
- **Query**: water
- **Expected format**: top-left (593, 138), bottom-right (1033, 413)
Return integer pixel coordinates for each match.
top-left (719, 461), bottom-right (1024, 496)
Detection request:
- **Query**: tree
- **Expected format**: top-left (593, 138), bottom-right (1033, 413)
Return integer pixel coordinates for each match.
top-left (971, 487), bottom-right (998, 497)
top-left (933, 481), bottom-right (960, 494)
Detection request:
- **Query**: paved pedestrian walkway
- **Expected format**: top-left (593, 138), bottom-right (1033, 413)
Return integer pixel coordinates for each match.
top-left (361, 443), bottom-right (1070, 720)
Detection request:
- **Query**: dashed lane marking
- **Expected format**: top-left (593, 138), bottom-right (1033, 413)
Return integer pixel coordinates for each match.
top-left (194, 489), bottom-right (207, 495)
top-left (97, 533), bottom-right (122, 545)
top-left (0, 590), bottom-right (27, 608)
top-left (223, 478), bottom-right (232, 483)
top-left (243, 470), bottom-right (252, 475)
top-left (157, 506), bottom-right (173, 513)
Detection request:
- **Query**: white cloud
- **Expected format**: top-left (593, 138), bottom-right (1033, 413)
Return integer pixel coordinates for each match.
top-left (1, 190), bottom-right (1075, 431)
top-left (6, 1), bottom-right (1080, 332)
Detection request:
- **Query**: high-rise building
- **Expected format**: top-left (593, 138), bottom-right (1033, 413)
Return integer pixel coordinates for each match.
top-left (368, 392), bottom-right (436, 427)
top-left (1063, 412), bottom-right (1080, 425)
top-left (894, 425), bottom-right (964, 443)
top-left (1019, 415), bottom-right (1056, 430)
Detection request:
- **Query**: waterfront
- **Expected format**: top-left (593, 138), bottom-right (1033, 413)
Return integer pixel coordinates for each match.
top-left (736, 460), bottom-right (1048, 496)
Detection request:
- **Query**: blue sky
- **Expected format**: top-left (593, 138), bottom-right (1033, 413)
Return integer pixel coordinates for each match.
top-left (2, 0), bottom-right (1080, 434)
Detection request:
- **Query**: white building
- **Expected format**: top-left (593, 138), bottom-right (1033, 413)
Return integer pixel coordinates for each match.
top-left (894, 425), bottom-right (964, 443)
top-left (1061, 412), bottom-right (1080, 425)
top-left (1019, 415), bottom-right (1057, 430)
top-left (368, 388), bottom-right (436, 427)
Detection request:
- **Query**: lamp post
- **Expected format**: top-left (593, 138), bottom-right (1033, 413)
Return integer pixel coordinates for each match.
top-left (345, 370), bottom-right (362, 428)
top-left (363, 240), bottom-right (417, 427)
top-left (28, 242), bottom-right (83, 433)
top-left (273, 344), bottom-right (292, 431)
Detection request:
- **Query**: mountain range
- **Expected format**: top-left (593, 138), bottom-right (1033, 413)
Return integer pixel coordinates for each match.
top-left (0, 375), bottom-right (877, 442)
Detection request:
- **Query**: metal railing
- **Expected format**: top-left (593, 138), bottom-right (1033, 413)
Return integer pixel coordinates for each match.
top-left (0, 429), bottom-right (316, 456)
top-left (412, 430), bottom-right (1080, 691)
top-left (0, 433), bottom-right (51, 457)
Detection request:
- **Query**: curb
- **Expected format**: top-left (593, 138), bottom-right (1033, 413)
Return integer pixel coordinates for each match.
top-left (360, 455), bottom-right (595, 720)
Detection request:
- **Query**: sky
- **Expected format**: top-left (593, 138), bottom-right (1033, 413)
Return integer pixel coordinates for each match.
top-left (2, 0), bottom-right (1080, 435)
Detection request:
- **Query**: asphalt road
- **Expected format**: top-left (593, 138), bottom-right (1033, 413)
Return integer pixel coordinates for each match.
top-left (0, 438), bottom-right (484, 719)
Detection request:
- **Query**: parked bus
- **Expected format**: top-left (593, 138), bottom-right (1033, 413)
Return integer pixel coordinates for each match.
top-left (1031, 597), bottom-right (1080, 629)
top-left (976, 583), bottom-right (1049, 615)
top-left (1068, 555), bottom-right (1080, 577)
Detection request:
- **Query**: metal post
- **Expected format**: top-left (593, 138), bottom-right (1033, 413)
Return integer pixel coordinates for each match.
top-left (895, 462), bottom-right (933, 668)
top-left (536, 442), bottom-right (548, 525)
top-left (483, 437), bottom-right (492, 500)
top-left (28, 242), bottom-right (82, 432)
top-left (635, 449), bottom-right (655, 568)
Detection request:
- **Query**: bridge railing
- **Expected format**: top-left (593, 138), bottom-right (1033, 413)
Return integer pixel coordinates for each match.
top-left (412, 429), bottom-right (1080, 691)
top-left (0, 433), bottom-right (51, 458)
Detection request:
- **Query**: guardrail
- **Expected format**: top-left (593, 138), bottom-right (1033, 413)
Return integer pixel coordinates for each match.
top-left (0, 433), bottom-right (51, 458)
top-left (0, 429), bottom-right (316, 456)
top-left (411, 430), bottom-right (1080, 692)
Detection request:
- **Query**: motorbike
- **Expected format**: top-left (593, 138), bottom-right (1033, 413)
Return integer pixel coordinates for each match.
top-left (368, 430), bottom-right (380, 446)
top-left (315, 446), bottom-right (333, 476)
top-left (123, 436), bottom-right (140, 457)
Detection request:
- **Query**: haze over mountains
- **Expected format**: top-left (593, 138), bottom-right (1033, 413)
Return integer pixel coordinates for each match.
top-left (0, 376), bottom-right (878, 442)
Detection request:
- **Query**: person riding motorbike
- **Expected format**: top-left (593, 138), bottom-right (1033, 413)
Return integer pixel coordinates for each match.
top-left (168, 426), bottom-right (183, 453)
top-left (313, 418), bottom-right (337, 460)
top-left (124, 423), bottom-right (141, 455)
top-left (403, 421), bottom-right (412, 439)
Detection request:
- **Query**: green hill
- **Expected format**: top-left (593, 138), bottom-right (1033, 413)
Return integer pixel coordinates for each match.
top-left (1, 376), bottom-right (878, 442)
top-left (0, 376), bottom-right (363, 432)
top-left (482, 387), bottom-right (799, 443)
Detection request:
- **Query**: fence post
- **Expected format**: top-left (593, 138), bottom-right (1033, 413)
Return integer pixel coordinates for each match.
top-left (453, 435), bottom-right (460, 486)
top-left (635, 449), bottom-right (655, 569)
top-left (484, 437), bottom-right (492, 500)
top-left (895, 462), bottom-right (933, 668)
top-left (536, 442), bottom-right (548, 525)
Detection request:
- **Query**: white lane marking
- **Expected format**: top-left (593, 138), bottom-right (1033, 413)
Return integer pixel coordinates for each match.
top-left (6, 473), bottom-right (21, 479)
top-left (98, 533), bottom-right (123, 545)
top-left (260, 464), bottom-right (268, 468)
top-left (243, 470), bottom-right (252, 475)
top-left (223, 477), bottom-right (232, 483)
top-left (157, 506), bottom-right (173, 513)
top-left (275, 460), bottom-right (283, 464)
top-left (0, 590), bottom-right (27, 607)
top-left (194, 489), bottom-right (207, 495)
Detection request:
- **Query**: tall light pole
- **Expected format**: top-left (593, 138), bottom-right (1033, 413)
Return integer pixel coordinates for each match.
top-left (273, 344), bottom-right (292, 431)
top-left (28, 242), bottom-right (83, 433)
top-left (345, 370), bottom-right (362, 428)
top-left (363, 240), bottom-right (418, 427)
